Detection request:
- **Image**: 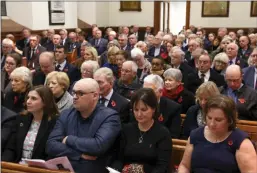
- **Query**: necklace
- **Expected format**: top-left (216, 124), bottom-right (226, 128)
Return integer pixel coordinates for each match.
top-left (138, 131), bottom-right (145, 143)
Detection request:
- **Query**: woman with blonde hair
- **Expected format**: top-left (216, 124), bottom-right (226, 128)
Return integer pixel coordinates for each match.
top-left (72, 46), bottom-right (98, 69)
top-left (45, 71), bottom-right (73, 113)
top-left (210, 36), bottom-right (233, 59)
top-left (212, 52), bottom-right (229, 76)
top-left (182, 81), bottom-right (220, 138)
top-left (103, 46), bottom-right (120, 78)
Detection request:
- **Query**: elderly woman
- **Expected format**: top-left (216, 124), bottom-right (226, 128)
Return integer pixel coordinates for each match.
top-left (103, 46), bottom-right (120, 79)
top-left (212, 52), bottom-right (229, 75)
top-left (131, 47), bottom-right (151, 83)
top-left (249, 33), bottom-right (257, 49)
top-left (135, 41), bottom-right (152, 62)
top-left (179, 95), bottom-right (257, 173)
top-left (1, 53), bottom-right (22, 95)
top-left (3, 67), bottom-right (32, 113)
top-left (162, 68), bottom-right (195, 114)
top-left (2, 86), bottom-right (59, 163)
top-left (72, 46), bottom-right (98, 69)
top-left (111, 88), bottom-right (172, 173)
top-left (45, 71), bottom-right (73, 113)
top-left (182, 81), bottom-right (220, 138)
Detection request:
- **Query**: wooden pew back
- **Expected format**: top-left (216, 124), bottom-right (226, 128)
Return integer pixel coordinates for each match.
top-left (66, 49), bottom-right (77, 64)
top-left (1, 162), bottom-right (70, 173)
top-left (237, 120), bottom-right (257, 142)
top-left (171, 139), bottom-right (187, 170)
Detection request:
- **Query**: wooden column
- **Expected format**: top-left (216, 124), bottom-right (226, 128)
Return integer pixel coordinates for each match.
top-left (153, 1), bottom-right (161, 34)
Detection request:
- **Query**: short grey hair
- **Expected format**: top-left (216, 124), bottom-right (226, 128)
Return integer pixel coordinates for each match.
top-left (39, 52), bottom-right (55, 64)
top-left (144, 74), bottom-right (164, 90)
top-left (135, 41), bottom-right (147, 48)
top-left (60, 29), bottom-right (67, 34)
top-left (170, 47), bottom-right (185, 61)
top-left (213, 52), bottom-right (229, 64)
top-left (227, 43), bottom-right (239, 51)
top-left (123, 60), bottom-right (138, 73)
top-left (81, 60), bottom-right (99, 74)
top-left (163, 68), bottom-right (182, 82)
top-left (10, 66), bottom-right (32, 88)
top-left (94, 67), bottom-right (114, 83)
top-left (2, 38), bottom-right (14, 46)
top-left (131, 47), bottom-right (144, 58)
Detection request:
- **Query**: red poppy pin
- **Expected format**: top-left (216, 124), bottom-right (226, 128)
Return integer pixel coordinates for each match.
top-left (158, 114), bottom-right (164, 122)
top-left (238, 98), bottom-right (246, 104)
top-left (228, 140), bottom-right (233, 146)
top-left (63, 68), bottom-right (68, 72)
top-left (160, 53), bottom-right (168, 59)
top-left (111, 100), bottom-right (116, 107)
top-left (36, 49), bottom-right (39, 54)
top-left (178, 96), bottom-right (183, 103)
top-left (236, 60), bottom-right (240, 64)
top-left (14, 96), bottom-right (18, 104)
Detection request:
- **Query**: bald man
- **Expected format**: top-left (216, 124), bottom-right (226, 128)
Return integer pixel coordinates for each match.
top-left (238, 36), bottom-right (253, 61)
top-left (220, 65), bottom-right (257, 120)
top-left (47, 78), bottom-right (121, 173)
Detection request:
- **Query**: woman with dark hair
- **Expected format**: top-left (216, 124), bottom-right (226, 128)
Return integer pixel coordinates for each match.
top-left (179, 95), bottom-right (257, 173)
top-left (1, 53), bottom-right (22, 95)
top-left (2, 85), bottom-right (59, 163)
top-left (111, 88), bottom-right (172, 173)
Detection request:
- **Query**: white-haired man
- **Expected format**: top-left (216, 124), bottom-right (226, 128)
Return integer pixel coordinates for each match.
top-left (143, 74), bottom-right (182, 138)
top-left (47, 78), bottom-right (121, 173)
top-left (113, 61), bottom-right (142, 100)
top-left (1, 38), bottom-right (14, 69)
top-left (94, 67), bottom-right (131, 123)
top-left (226, 43), bottom-right (248, 69)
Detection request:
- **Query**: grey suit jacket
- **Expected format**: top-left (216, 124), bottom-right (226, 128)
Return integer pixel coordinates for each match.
top-left (243, 66), bottom-right (256, 89)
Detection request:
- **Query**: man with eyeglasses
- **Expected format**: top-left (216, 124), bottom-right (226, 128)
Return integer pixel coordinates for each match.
top-left (243, 48), bottom-right (257, 90)
top-left (220, 65), bottom-right (257, 120)
top-left (47, 78), bottom-right (121, 173)
top-left (113, 61), bottom-right (142, 100)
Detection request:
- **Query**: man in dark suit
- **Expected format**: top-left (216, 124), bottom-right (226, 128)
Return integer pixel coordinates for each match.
top-left (242, 48), bottom-right (257, 89)
top-left (184, 39), bottom-right (200, 62)
top-left (143, 74), bottom-right (182, 138)
top-left (170, 47), bottom-right (197, 90)
top-left (59, 29), bottom-right (71, 53)
top-left (41, 29), bottom-right (55, 47)
top-left (148, 35), bottom-right (168, 63)
top-left (128, 34), bottom-right (138, 49)
top-left (68, 32), bottom-right (81, 57)
top-left (22, 35), bottom-right (46, 70)
top-left (226, 43), bottom-right (248, 69)
top-left (16, 28), bottom-right (31, 51)
top-left (139, 26), bottom-right (152, 41)
top-left (94, 67), bottom-right (131, 123)
top-left (188, 54), bottom-right (225, 94)
top-left (118, 34), bottom-right (132, 54)
top-left (33, 52), bottom-right (55, 86)
top-left (238, 36), bottom-right (253, 62)
top-left (89, 29), bottom-right (108, 56)
top-left (55, 45), bottom-right (81, 86)
top-left (131, 25), bottom-right (144, 41)
top-left (220, 65), bottom-right (257, 120)
top-left (46, 34), bottom-right (61, 52)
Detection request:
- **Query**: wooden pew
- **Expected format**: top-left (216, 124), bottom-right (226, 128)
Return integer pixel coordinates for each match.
top-left (171, 139), bottom-right (187, 170)
top-left (237, 120), bottom-right (257, 142)
top-left (1, 162), bottom-right (70, 173)
top-left (66, 49), bottom-right (77, 64)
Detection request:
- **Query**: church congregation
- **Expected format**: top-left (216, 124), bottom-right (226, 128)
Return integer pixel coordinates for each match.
top-left (1, 12), bottom-right (257, 173)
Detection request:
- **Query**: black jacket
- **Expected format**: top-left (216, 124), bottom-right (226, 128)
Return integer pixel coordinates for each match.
top-left (2, 113), bottom-right (57, 162)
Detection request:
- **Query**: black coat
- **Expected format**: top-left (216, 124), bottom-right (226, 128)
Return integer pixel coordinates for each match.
top-left (16, 38), bottom-right (30, 51)
top-left (1, 106), bottom-right (17, 151)
top-left (22, 45), bottom-right (46, 70)
top-left (32, 70), bottom-right (46, 86)
top-left (106, 92), bottom-right (131, 124)
top-left (2, 113), bottom-right (57, 162)
top-left (179, 62), bottom-right (197, 89)
top-left (3, 90), bottom-right (27, 113)
top-left (57, 62), bottom-right (81, 87)
top-left (187, 69), bottom-right (225, 94)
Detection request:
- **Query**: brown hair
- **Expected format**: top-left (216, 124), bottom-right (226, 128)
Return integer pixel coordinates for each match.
top-left (23, 85), bottom-right (59, 120)
top-left (6, 52), bottom-right (22, 67)
top-left (116, 50), bottom-right (129, 60)
top-left (203, 95), bottom-right (237, 131)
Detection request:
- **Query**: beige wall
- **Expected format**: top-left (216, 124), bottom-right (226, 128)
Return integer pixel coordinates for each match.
top-left (190, 1), bottom-right (257, 28)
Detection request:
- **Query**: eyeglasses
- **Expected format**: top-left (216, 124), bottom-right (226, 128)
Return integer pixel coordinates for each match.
top-left (71, 90), bottom-right (95, 97)
top-left (250, 54), bottom-right (257, 58)
top-left (121, 69), bottom-right (132, 73)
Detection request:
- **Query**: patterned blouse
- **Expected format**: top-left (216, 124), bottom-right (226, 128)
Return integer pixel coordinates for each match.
top-left (22, 120), bottom-right (41, 159)
top-left (196, 109), bottom-right (205, 127)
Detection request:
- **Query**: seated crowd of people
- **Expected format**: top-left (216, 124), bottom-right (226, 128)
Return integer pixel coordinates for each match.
top-left (1, 24), bottom-right (257, 173)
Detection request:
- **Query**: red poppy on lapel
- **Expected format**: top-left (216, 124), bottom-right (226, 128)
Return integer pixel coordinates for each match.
top-left (236, 60), bottom-right (240, 64)
top-left (36, 49), bottom-right (39, 54)
top-left (238, 98), bottom-right (246, 104)
top-left (160, 52), bottom-right (168, 59)
top-left (245, 54), bottom-right (249, 57)
top-left (129, 91), bottom-right (134, 97)
top-left (14, 96), bottom-right (18, 104)
top-left (111, 100), bottom-right (116, 107)
top-left (178, 96), bottom-right (183, 103)
top-left (228, 140), bottom-right (233, 146)
top-left (63, 68), bottom-right (68, 72)
top-left (158, 114), bottom-right (164, 122)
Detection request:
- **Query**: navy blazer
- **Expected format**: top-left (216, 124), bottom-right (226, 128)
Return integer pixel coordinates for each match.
top-left (16, 38), bottom-right (30, 51)
top-left (60, 62), bottom-right (81, 87)
top-left (243, 66), bottom-right (256, 89)
top-left (234, 57), bottom-right (248, 69)
top-left (89, 38), bottom-right (108, 56)
top-left (148, 45), bottom-right (167, 58)
top-left (2, 113), bottom-right (57, 162)
top-left (32, 70), bottom-right (46, 86)
top-left (46, 106), bottom-right (121, 173)
top-left (238, 47), bottom-right (253, 61)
